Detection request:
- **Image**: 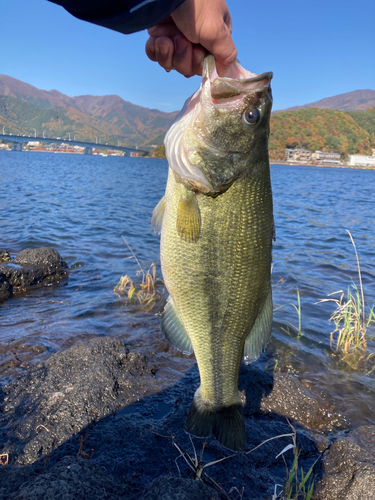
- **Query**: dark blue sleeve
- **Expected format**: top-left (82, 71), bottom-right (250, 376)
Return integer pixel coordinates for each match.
top-left (48, 0), bottom-right (186, 34)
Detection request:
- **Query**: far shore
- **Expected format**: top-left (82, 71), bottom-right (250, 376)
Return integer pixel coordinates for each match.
top-left (270, 160), bottom-right (375, 170)
top-left (1, 149), bottom-right (374, 170)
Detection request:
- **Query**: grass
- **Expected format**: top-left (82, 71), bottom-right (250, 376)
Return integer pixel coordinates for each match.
top-left (280, 288), bottom-right (303, 339)
top-left (113, 237), bottom-right (164, 312)
top-left (272, 423), bottom-right (317, 500)
top-left (319, 230), bottom-right (375, 358)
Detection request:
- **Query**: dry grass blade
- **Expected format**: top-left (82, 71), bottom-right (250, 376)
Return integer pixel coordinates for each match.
top-left (114, 238), bottom-right (164, 311)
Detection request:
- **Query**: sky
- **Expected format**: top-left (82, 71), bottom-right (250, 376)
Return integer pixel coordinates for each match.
top-left (1, 0), bottom-right (374, 113)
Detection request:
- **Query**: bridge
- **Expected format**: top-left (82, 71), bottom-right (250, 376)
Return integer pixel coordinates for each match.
top-left (0, 133), bottom-right (148, 155)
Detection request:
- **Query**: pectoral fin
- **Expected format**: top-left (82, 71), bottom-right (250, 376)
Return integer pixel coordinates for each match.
top-left (151, 196), bottom-right (166, 234)
top-left (161, 297), bottom-right (193, 355)
top-left (244, 288), bottom-right (273, 364)
top-left (176, 191), bottom-right (201, 243)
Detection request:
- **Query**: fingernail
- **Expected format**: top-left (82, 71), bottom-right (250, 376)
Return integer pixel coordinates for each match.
top-left (175, 36), bottom-right (188, 54)
top-left (158, 44), bottom-right (169, 56)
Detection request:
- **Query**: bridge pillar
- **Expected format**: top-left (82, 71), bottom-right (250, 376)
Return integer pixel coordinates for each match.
top-left (84, 147), bottom-right (92, 155)
top-left (11, 142), bottom-right (23, 151)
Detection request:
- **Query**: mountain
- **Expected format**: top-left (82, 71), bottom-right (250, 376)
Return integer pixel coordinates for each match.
top-left (269, 107), bottom-right (375, 160)
top-left (0, 74), bottom-right (178, 148)
top-left (275, 89), bottom-right (375, 113)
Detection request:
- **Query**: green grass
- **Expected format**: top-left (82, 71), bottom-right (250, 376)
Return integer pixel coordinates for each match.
top-left (273, 423), bottom-right (318, 500)
top-left (319, 231), bottom-right (375, 359)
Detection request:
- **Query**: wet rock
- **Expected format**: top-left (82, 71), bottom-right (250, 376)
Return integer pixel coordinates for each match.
top-left (4, 456), bottom-right (129, 500)
top-left (0, 271), bottom-right (12, 301)
top-left (314, 425), bottom-right (375, 500)
top-left (260, 372), bottom-right (346, 432)
top-left (140, 476), bottom-right (219, 500)
top-left (0, 338), bottom-right (160, 465)
top-left (13, 247), bottom-right (67, 269)
top-left (0, 338), bottom-right (323, 500)
top-left (0, 247), bottom-right (68, 302)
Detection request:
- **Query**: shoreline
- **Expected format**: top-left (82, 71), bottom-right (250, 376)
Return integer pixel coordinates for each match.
top-left (1, 149), bottom-right (374, 170)
top-left (270, 160), bottom-right (375, 170)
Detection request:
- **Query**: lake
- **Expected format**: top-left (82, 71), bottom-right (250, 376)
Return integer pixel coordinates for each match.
top-left (1, 151), bottom-right (374, 427)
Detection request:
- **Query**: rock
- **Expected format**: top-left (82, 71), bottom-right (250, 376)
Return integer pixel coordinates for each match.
top-left (314, 425), bottom-right (375, 500)
top-left (260, 372), bottom-right (347, 432)
top-left (140, 476), bottom-right (219, 500)
top-left (0, 247), bottom-right (68, 302)
top-left (0, 338), bottom-right (160, 465)
top-left (13, 248), bottom-right (67, 269)
top-left (0, 271), bottom-right (12, 301)
top-left (0, 338), bottom-right (328, 500)
top-left (5, 456), bottom-right (129, 500)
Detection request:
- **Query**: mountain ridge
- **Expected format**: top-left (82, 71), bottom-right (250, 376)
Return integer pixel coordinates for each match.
top-left (0, 74), bottom-right (178, 148)
top-left (274, 89), bottom-right (375, 113)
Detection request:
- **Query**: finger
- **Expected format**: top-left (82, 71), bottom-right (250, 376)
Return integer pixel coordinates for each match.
top-left (145, 37), bottom-right (157, 62)
top-left (171, 34), bottom-right (194, 77)
top-left (201, 21), bottom-right (237, 74)
top-left (148, 21), bottom-right (181, 39)
top-left (192, 45), bottom-right (206, 76)
top-left (154, 36), bottom-right (174, 72)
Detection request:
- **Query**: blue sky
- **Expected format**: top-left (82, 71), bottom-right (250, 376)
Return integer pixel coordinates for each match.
top-left (2, 0), bottom-right (374, 113)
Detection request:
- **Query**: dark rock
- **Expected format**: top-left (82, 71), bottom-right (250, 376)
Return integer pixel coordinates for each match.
top-left (0, 247), bottom-right (68, 302)
top-left (5, 456), bottom-right (129, 500)
top-left (260, 372), bottom-right (346, 432)
top-left (140, 476), bottom-right (219, 500)
top-left (13, 248), bottom-right (67, 269)
top-left (0, 338), bottom-right (160, 465)
top-left (0, 338), bottom-right (328, 500)
top-left (0, 271), bottom-right (12, 301)
top-left (314, 425), bottom-right (375, 500)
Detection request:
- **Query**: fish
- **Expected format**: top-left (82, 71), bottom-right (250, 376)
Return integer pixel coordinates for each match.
top-left (152, 55), bottom-right (274, 451)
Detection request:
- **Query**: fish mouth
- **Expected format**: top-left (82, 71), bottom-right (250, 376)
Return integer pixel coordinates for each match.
top-left (204, 55), bottom-right (273, 100)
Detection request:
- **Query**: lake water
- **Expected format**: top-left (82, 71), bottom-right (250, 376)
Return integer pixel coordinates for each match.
top-left (1, 151), bottom-right (374, 427)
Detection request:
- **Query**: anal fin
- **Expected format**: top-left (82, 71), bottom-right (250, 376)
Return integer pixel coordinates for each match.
top-left (151, 196), bottom-right (166, 234)
top-left (176, 191), bottom-right (201, 243)
top-left (244, 287), bottom-right (273, 364)
top-left (161, 297), bottom-right (193, 355)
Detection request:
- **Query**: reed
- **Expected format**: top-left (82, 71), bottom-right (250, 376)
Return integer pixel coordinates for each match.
top-left (319, 230), bottom-right (375, 355)
top-left (113, 237), bottom-right (164, 311)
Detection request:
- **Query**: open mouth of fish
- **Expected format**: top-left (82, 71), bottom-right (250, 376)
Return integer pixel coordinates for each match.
top-left (164, 56), bottom-right (273, 192)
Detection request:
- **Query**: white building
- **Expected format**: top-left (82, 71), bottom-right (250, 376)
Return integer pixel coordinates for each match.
top-left (311, 150), bottom-right (341, 164)
top-left (285, 149), bottom-right (311, 162)
top-left (348, 149), bottom-right (375, 167)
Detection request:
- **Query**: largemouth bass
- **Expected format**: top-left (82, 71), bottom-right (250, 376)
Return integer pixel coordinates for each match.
top-left (152, 56), bottom-right (274, 451)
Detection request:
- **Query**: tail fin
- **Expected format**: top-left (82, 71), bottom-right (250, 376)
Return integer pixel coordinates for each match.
top-left (185, 395), bottom-right (245, 452)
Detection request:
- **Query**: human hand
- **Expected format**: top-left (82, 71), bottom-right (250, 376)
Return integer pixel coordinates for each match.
top-left (145, 0), bottom-right (237, 77)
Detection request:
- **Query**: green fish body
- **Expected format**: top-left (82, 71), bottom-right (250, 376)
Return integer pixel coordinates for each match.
top-left (153, 56), bottom-right (274, 451)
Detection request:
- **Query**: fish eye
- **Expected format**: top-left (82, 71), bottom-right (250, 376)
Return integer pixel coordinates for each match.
top-left (243, 107), bottom-right (260, 125)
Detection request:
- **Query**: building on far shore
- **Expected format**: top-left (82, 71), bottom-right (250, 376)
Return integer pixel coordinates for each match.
top-left (285, 148), bottom-right (311, 163)
top-left (348, 150), bottom-right (375, 167)
top-left (311, 150), bottom-right (341, 165)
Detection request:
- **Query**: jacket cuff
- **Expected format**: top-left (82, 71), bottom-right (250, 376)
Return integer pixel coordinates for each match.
top-left (49, 0), bottom-right (186, 34)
